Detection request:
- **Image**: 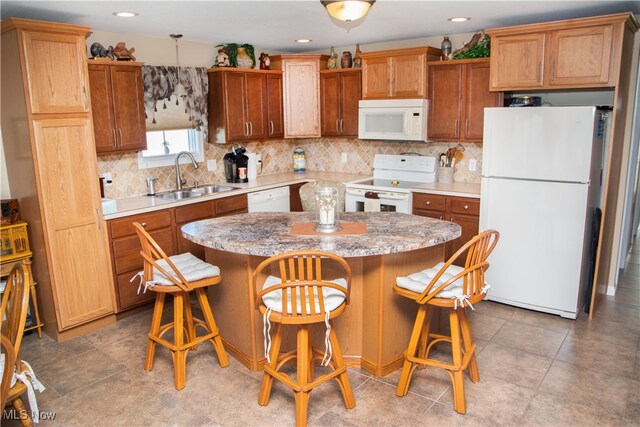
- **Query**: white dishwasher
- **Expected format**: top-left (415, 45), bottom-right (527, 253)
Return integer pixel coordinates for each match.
top-left (247, 186), bottom-right (290, 212)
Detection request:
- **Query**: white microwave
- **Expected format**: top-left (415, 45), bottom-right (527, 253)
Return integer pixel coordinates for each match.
top-left (358, 99), bottom-right (429, 142)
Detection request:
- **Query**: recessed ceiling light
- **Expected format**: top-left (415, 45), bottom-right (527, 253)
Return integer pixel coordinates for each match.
top-left (295, 39), bottom-right (312, 43)
top-left (448, 17), bottom-right (470, 22)
top-left (113, 12), bottom-right (138, 18)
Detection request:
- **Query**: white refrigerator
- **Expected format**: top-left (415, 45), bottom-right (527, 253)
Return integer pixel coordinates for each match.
top-left (480, 106), bottom-right (609, 319)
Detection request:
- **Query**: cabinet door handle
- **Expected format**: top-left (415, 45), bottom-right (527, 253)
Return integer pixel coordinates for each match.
top-left (269, 120), bottom-right (274, 136)
top-left (425, 201), bottom-right (431, 205)
top-left (249, 121), bottom-right (253, 136)
top-left (340, 119), bottom-right (344, 134)
top-left (439, 215), bottom-right (443, 220)
top-left (336, 119), bottom-right (340, 133)
top-left (112, 129), bottom-right (117, 147)
top-left (464, 205), bottom-right (469, 210)
top-left (244, 122), bottom-right (248, 136)
top-left (118, 128), bottom-right (123, 147)
top-left (141, 222), bottom-right (147, 228)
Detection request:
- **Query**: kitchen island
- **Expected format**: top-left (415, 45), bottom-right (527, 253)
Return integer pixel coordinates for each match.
top-left (182, 212), bottom-right (460, 377)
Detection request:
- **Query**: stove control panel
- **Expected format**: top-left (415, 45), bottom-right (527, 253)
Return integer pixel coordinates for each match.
top-left (373, 154), bottom-right (436, 173)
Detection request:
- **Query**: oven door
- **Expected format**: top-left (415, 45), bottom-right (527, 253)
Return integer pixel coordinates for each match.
top-left (345, 188), bottom-right (411, 214)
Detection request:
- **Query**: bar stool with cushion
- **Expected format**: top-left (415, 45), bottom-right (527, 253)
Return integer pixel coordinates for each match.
top-left (394, 229), bottom-right (499, 414)
top-left (254, 250), bottom-right (355, 427)
top-left (1, 263), bottom-right (45, 426)
top-left (133, 222), bottom-right (229, 390)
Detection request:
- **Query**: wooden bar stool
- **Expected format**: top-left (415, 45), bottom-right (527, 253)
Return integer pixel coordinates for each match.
top-left (133, 222), bottom-right (229, 390)
top-left (253, 250), bottom-right (355, 427)
top-left (394, 230), bottom-right (499, 414)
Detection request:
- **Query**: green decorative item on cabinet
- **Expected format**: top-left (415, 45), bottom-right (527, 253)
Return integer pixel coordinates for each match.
top-left (452, 32), bottom-right (491, 59)
top-left (214, 43), bottom-right (256, 68)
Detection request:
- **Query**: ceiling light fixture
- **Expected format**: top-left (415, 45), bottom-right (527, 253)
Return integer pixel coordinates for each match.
top-left (448, 17), bottom-right (471, 22)
top-left (112, 12), bottom-right (138, 18)
top-left (295, 39), bottom-right (312, 43)
top-left (321, 1), bottom-right (375, 23)
top-left (170, 34), bottom-right (188, 99)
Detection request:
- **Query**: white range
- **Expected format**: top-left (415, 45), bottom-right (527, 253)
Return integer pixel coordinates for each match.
top-left (345, 154), bottom-right (437, 214)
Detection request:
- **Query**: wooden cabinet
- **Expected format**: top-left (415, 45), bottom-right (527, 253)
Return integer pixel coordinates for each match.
top-left (88, 61), bottom-right (147, 154)
top-left (1, 18), bottom-right (116, 337)
top-left (428, 59), bottom-right (501, 142)
top-left (266, 73), bottom-right (284, 138)
top-left (320, 70), bottom-right (361, 137)
top-left (270, 55), bottom-right (328, 138)
top-left (107, 193), bottom-right (247, 312)
top-left (289, 182), bottom-right (305, 212)
top-left (360, 47), bottom-right (441, 99)
top-left (208, 69), bottom-right (282, 143)
top-left (109, 210), bottom-right (175, 311)
top-left (488, 14), bottom-right (628, 90)
top-left (413, 193), bottom-right (479, 266)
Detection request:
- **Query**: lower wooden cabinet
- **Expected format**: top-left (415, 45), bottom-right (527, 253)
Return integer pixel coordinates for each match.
top-left (107, 194), bottom-right (248, 312)
top-left (289, 182), bottom-right (305, 212)
top-left (413, 193), bottom-right (480, 266)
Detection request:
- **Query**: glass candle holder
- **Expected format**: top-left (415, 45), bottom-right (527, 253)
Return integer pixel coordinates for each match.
top-left (314, 186), bottom-right (341, 233)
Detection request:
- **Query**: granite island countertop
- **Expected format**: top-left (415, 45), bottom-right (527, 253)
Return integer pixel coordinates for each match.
top-left (181, 212), bottom-right (461, 258)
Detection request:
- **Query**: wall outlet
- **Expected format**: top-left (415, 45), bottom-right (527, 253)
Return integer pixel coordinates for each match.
top-left (341, 152), bottom-right (348, 163)
top-left (468, 159), bottom-right (477, 172)
top-left (207, 159), bottom-right (217, 171)
top-left (101, 172), bottom-right (113, 187)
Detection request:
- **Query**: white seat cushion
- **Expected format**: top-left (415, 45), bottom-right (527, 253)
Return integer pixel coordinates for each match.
top-left (152, 253), bottom-right (220, 285)
top-left (396, 262), bottom-right (465, 299)
top-left (262, 275), bottom-right (347, 314)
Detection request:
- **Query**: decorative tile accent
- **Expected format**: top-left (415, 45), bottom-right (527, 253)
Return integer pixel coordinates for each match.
top-left (97, 138), bottom-right (482, 199)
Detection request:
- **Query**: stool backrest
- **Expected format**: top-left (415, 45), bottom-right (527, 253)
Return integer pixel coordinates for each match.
top-left (253, 250), bottom-right (351, 321)
top-left (1, 333), bottom-right (15, 408)
top-left (419, 229), bottom-right (500, 305)
top-left (0, 263), bottom-right (30, 359)
top-left (132, 222), bottom-right (190, 292)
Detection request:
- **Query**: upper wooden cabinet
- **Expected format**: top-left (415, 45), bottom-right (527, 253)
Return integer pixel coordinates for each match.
top-left (488, 13), bottom-right (631, 91)
top-left (88, 61), bottom-right (147, 154)
top-left (428, 59), bottom-right (502, 142)
top-left (270, 55), bottom-right (328, 138)
top-left (360, 47), bottom-right (440, 99)
top-left (1, 18), bottom-right (116, 337)
top-left (320, 69), bottom-right (361, 137)
top-left (266, 73), bottom-right (284, 138)
top-left (19, 28), bottom-right (90, 114)
top-left (208, 68), bottom-right (282, 143)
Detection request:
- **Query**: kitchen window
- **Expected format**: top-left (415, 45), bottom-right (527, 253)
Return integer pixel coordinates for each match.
top-left (137, 128), bottom-right (204, 169)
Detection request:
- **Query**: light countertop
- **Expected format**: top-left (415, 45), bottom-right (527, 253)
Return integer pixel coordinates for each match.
top-left (103, 171), bottom-right (481, 220)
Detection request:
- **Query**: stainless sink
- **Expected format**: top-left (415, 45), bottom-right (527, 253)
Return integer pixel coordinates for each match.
top-left (190, 185), bottom-right (238, 194)
top-left (156, 190), bottom-right (202, 200)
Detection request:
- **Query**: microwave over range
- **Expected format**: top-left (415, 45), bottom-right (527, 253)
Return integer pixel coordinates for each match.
top-left (358, 99), bottom-right (429, 142)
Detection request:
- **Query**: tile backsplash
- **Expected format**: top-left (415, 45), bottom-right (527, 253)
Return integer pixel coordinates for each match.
top-left (97, 138), bottom-right (482, 199)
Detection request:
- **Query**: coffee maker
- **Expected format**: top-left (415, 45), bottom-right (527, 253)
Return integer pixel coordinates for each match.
top-left (224, 145), bottom-right (249, 183)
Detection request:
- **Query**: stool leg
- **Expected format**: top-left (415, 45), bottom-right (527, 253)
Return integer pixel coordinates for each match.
top-left (295, 325), bottom-right (310, 427)
top-left (328, 327), bottom-right (356, 409)
top-left (449, 309), bottom-right (466, 414)
top-left (145, 293), bottom-right (165, 371)
top-left (29, 283), bottom-right (43, 338)
top-left (459, 308), bottom-right (479, 383)
top-left (12, 396), bottom-right (33, 427)
top-left (396, 305), bottom-right (428, 397)
top-left (184, 294), bottom-right (197, 350)
top-left (196, 288), bottom-right (229, 367)
top-left (416, 306), bottom-right (433, 368)
top-left (259, 322), bottom-right (283, 406)
top-left (173, 292), bottom-right (187, 390)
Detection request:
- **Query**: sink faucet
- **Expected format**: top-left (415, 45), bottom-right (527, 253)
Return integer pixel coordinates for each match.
top-left (175, 151), bottom-right (199, 190)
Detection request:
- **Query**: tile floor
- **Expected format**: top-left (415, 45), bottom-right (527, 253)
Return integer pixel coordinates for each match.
top-left (4, 237), bottom-right (640, 426)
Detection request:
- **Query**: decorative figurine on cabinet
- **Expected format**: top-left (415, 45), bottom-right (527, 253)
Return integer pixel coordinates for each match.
top-left (89, 42), bottom-right (115, 60)
top-left (259, 52), bottom-right (271, 70)
top-left (112, 42), bottom-right (136, 61)
top-left (215, 48), bottom-right (230, 67)
top-left (353, 44), bottom-right (363, 68)
top-left (327, 47), bottom-right (338, 69)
